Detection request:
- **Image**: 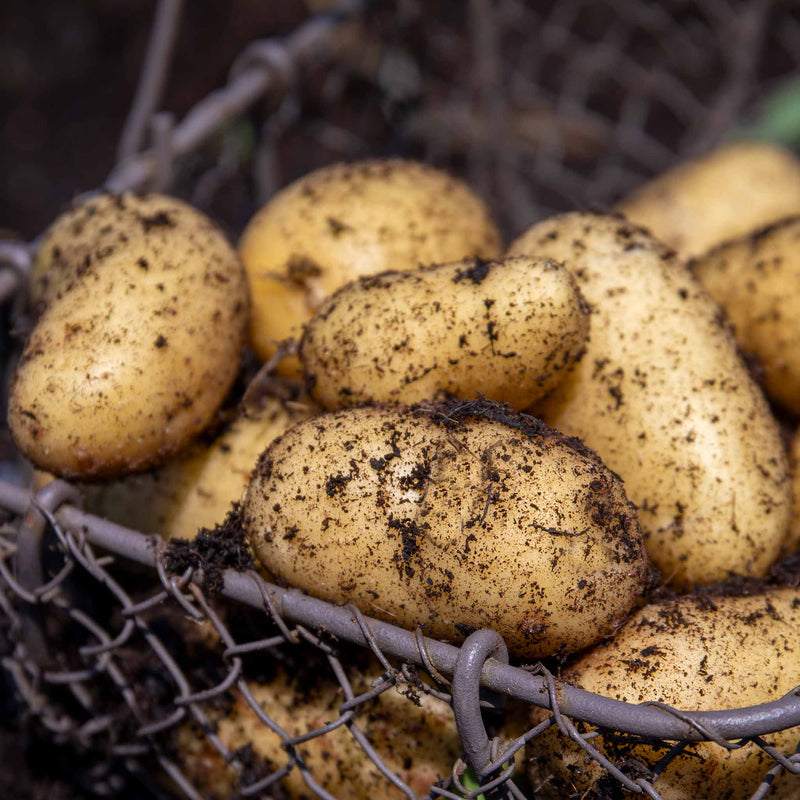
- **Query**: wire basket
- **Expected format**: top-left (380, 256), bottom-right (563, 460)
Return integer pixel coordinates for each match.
top-left (2, 2), bottom-right (800, 798)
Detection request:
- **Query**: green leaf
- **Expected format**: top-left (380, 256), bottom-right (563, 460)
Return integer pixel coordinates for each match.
top-left (731, 76), bottom-right (800, 147)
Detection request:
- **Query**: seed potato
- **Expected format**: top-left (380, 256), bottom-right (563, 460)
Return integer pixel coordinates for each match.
top-left (176, 662), bottom-right (462, 799)
top-left (238, 159), bottom-right (502, 371)
top-left (691, 216), bottom-right (800, 415)
top-left (9, 193), bottom-right (249, 479)
top-left (508, 212), bottom-right (790, 589)
top-left (528, 589), bottom-right (800, 800)
top-left (82, 394), bottom-right (317, 539)
top-left (300, 255), bottom-right (589, 410)
top-left (244, 400), bottom-right (650, 659)
top-left (617, 141), bottom-right (800, 258)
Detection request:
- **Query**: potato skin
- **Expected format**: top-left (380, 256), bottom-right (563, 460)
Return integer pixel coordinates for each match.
top-left (176, 663), bottom-right (461, 800)
top-left (239, 159), bottom-right (502, 369)
top-left (509, 212), bottom-right (790, 589)
top-left (691, 216), bottom-right (800, 414)
top-left (82, 395), bottom-right (317, 538)
top-left (300, 256), bottom-right (589, 410)
top-left (617, 141), bottom-right (800, 258)
top-left (244, 401), bottom-right (650, 659)
top-left (528, 589), bottom-right (800, 800)
top-left (8, 193), bottom-right (249, 480)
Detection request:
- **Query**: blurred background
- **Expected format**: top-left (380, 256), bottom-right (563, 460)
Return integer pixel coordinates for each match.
top-left (3, 0), bottom-right (800, 247)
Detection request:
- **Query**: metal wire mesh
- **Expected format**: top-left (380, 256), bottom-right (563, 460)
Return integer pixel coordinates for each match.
top-left (3, 1), bottom-right (800, 798)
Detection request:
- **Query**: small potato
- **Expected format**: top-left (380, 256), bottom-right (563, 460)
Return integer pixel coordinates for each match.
top-left (691, 216), bottom-right (800, 414)
top-left (244, 400), bottom-right (650, 659)
top-left (8, 193), bottom-right (249, 480)
top-left (617, 141), bottom-right (800, 258)
top-left (239, 159), bottom-right (502, 370)
top-left (176, 662), bottom-right (461, 799)
top-left (82, 394), bottom-right (318, 539)
top-left (300, 256), bottom-right (589, 410)
top-left (509, 212), bottom-right (791, 589)
top-left (528, 589), bottom-right (800, 800)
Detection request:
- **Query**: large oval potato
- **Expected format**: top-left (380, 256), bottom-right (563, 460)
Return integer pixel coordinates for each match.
top-left (786, 428), bottom-right (800, 555)
top-left (691, 216), bottom-right (800, 414)
top-left (239, 159), bottom-right (502, 370)
top-left (508, 212), bottom-right (790, 589)
top-left (617, 141), bottom-right (800, 258)
top-left (82, 394), bottom-right (317, 539)
top-left (244, 400), bottom-right (650, 659)
top-left (300, 255), bottom-right (589, 409)
top-left (176, 661), bottom-right (462, 799)
top-left (528, 589), bottom-right (800, 800)
top-left (8, 193), bottom-right (249, 480)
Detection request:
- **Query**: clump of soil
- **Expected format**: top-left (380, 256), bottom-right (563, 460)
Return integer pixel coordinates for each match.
top-left (163, 503), bottom-right (252, 592)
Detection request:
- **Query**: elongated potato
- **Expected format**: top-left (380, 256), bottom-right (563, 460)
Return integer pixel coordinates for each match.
top-left (82, 394), bottom-right (317, 539)
top-left (691, 216), bottom-right (800, 414)
top-left (528, 589), bottom-right (800, 800)
top-left (176, 662), bottom-right (461, 799)
top-left (239, 159), bottom-right (502, 370)
top-left (509, 212), bottom-right (790, 589)
top-left (9, 193), bottom-right (249, 479)
top-left (301, 256), bottom-right (589, 409)
top-left (617, 141), bottom-right (800, 258)
top-left (244, 400), bottom-right (650, 659)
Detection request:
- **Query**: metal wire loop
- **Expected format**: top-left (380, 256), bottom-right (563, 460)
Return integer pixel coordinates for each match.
top-left (451, 629), bottom-right (509, 781)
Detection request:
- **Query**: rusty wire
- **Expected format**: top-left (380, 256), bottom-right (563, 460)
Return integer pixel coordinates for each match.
top-left (3, 1), bottom-right (800, 799)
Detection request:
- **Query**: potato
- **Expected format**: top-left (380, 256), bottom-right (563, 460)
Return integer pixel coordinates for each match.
top-left (239, 159), bottom-right (502, 370)
top-left (300, 255), bottom-right (589, 410)
top-left (8, 193), bottom-right (249, 480)
top-left (617, 141), bottom-right (800, 258)
top-left (175, 662), bottom-right (461, 799)
top-left (787, 429), bottom-right (800, 555)
top-left (528, 589), bottom-right (800, 800)
top-left (508, 212), bottom-right (790, 589)
top-left (691, 216), bottom-right (800, 414)
top-left (81, 394), bottom-right (317, 539)
top-left (244, 400), bottom-right (650, 659)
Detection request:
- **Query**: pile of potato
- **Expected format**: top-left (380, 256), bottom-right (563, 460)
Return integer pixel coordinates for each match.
top-left (8, 145), bottom-right (800, 799)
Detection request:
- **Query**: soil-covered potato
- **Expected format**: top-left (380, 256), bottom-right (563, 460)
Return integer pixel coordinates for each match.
top-left (691, 216), bottom-right (800, 415)
top-left (82, 394), bottom-right (317, 539)
top-left (787, 429), bottom-right (800, 555)
top-left (239, 159), bottom-right (502, 371)
top-left (528, 589), bottom-right (800, 800)
top-left (176, 662), bottom-right (461, 799)
top-left (8, 193), bottom-right (249, 480)
top-left (244, 400), bottom-right (650, 659)
top-left (508, 212), bottom-right (790, 589)
top-left (300, 255), bottom-right (589, 410)
top-left (617, 141), bottom-right (800, 258)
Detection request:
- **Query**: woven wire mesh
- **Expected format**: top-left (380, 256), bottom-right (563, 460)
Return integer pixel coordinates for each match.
top-left (2, 1), bottom-right (800, 798)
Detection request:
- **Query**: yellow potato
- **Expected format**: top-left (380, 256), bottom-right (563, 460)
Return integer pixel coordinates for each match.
top-left (82, 394), bottom-right (318, 538)
top-left (528, 589), bottom-right (800, 800)
top-left (175, 662), bottom-right (461, 799)
top-left (786, 428), bottom-right (800, 555)
top-left (239, 159), bottom-right (502, 370)
top-left (618, 141), bottom-right (800, 258)
top-left (509, 212), bottom-right (790, 589)
top-left (301, 255), bottom-right (589, 410)
top-left (691, 216), bottom-right (800, 414)
top-left (8, 193), bottom-right (249, 480)
top-left (244, 400), bottom-right (650, 659)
